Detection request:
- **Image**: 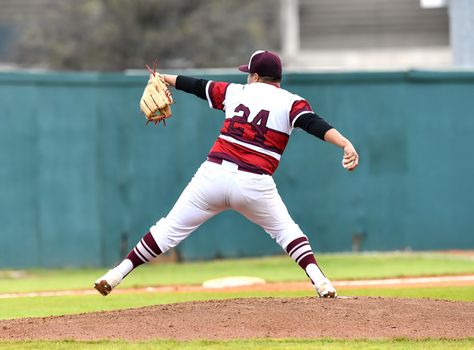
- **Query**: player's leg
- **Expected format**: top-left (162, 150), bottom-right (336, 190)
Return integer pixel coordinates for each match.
top-left (231, 174), bottom-right (336, 298)
top-left (94, 162), bottom-right (226, 296)
top-left (284, 236), bottom-right (336, 298)
top-left (94, 230), bottom-right (162, 296)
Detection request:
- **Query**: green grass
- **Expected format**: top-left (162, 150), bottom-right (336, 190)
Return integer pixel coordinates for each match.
top-left (1, 290), bottom-right (309, 319)
top-left (0, 339), bottom-right (473, 350)
top-left (1, 252), bottom-right (473, 294)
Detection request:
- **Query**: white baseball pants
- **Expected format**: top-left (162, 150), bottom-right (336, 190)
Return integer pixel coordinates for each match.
top-left (150, 160), bottom-right (306, 253)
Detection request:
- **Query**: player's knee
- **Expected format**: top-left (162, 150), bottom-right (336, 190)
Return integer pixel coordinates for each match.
top-left (149, 217), bottom-right (192, 253)
top-left (150, 218), bottom-right (174, 253)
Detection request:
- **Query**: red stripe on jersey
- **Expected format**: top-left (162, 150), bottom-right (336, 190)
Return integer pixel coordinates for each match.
top-left (208, 138), bottom-right (279, 175)
top-left (289, 100), bottom-right (313, 125)
top-left (220, 119), bottom-right (289, 155)
top-left (208, 81), bottom-right (230, 110)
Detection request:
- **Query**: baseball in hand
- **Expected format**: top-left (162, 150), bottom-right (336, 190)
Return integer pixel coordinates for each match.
top-left (342, 153), bottom-right (358, 170)
top-left (343, 160), bottom-right (355, 169)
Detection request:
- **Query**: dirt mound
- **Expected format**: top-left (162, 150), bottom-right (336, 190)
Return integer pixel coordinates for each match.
top-left (1, 297), bottom-right (473, 341)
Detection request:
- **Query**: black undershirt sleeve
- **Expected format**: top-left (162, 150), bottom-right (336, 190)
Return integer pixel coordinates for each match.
top-left (175, 75), bottom-right (209, 100)
top-left (294, 112), bottom-right (334, 140)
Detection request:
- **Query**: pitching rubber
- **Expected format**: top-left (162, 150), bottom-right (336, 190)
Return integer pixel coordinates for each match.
top-left (94, 280), bottom-right (112, 296)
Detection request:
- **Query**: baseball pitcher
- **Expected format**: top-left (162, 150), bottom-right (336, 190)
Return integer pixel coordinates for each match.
top-left (95, 50), bottom-right (359, 298)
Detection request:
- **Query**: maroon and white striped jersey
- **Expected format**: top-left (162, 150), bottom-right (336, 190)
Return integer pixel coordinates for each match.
top-left (206, 81), bottom-right (313, 175)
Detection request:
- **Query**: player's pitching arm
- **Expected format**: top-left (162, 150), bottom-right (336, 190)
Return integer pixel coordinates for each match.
top-left (294, 114), bottom-right (359, 171)
top-left (324, 128), bottom-right (359, 171)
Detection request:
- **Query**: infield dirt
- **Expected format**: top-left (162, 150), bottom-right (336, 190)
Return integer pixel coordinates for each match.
top-left (1, 296), bottom-right (473, 340)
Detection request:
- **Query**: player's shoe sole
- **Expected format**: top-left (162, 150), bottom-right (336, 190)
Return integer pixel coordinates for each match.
top-left (94, 280), bottom-right (113, 296)
top-left (94, 269), bottom-right (124, 296)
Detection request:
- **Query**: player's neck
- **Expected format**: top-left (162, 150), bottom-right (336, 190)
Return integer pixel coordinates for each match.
top-left (255, 81), bottom-right (281, 88)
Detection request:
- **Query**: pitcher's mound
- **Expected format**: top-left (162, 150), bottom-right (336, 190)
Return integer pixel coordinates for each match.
top-left (1, 297), bottom-right (473, 341)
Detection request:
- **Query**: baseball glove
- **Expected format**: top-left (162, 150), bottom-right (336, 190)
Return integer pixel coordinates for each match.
top-left (139, 65), bottom-right (173, 125)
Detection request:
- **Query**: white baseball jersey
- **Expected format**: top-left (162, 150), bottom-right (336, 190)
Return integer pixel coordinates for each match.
top-left (205, 81), bottom-right (314, 175)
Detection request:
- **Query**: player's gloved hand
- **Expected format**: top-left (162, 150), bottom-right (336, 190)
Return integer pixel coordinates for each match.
top-left (139, 64), bottom-right (173, 126)
top-left (342, 144), bottom-right (359, 171)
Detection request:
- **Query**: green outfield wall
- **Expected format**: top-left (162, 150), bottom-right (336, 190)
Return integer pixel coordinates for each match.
top-left (0, 70), bottom-right (473, 268)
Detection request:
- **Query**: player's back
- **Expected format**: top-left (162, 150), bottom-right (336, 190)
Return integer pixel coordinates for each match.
top-left (207, 82), bottom-right (309, 175)
top-left (225, 82), bottom-right (298, 134)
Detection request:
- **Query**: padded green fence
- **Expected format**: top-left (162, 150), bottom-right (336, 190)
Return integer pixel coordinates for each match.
top-left (0, 70), bottom-right (473, 268)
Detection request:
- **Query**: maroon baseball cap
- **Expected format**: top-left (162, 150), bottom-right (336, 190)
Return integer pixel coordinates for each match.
top-left (238, 50), bottom-right (282, 79)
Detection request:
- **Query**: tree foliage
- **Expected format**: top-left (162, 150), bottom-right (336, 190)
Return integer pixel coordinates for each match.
top-left (13, 0), bottom-right (279, 71)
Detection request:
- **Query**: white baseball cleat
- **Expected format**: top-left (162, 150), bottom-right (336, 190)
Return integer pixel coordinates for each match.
top-left (315, 278), bottom-right (337, 298)
top-left (94, 269), bottom-right (123, 296)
